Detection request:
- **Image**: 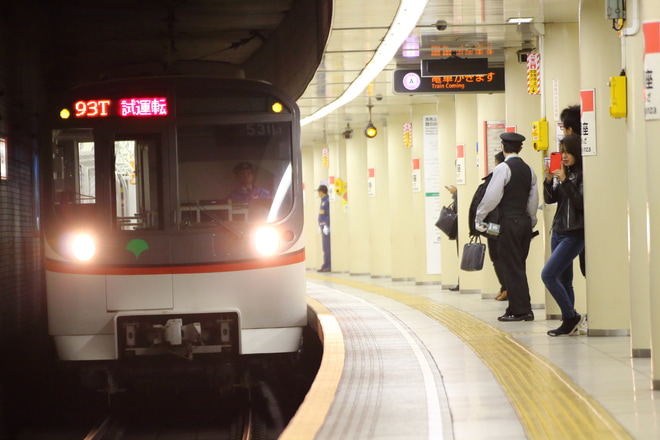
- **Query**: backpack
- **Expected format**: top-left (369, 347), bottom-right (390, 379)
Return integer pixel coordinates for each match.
top-left (468, 173), bottom-right (498, 237)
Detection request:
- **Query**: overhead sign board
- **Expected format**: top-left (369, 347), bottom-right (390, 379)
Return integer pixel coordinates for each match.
top-left (393, 69), bottom-right (505, 94)
top-left (421, 58), bottom-right (488, 77)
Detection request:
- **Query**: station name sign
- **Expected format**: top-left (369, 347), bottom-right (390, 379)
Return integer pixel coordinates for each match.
top-left (393, 69), bottom-right (505, 94)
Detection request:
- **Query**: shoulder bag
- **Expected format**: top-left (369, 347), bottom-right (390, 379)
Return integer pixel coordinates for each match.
top-left (435, 202), bottom-right (458, 240)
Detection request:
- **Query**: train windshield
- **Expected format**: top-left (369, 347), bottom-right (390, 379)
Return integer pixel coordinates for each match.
top-left (50, 121), bottom-right (294, 231)
top-left (176, 121), bottom-right (293, 228)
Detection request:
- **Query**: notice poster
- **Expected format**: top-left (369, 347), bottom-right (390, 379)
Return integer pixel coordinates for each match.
top-left (412, 158), bottom-right (421, 192)
top-left (484, 121), bottom-right (505, 176)
top-left (456, 144), bottom-right (465, 184)
top-left (644, 22), bottom-right (660, 120)
top-left (422, 115), bottom-right (439, 193)
top-left (328, 175), bottom-right (335, 201)
top-left (367, 168), bottom-right (376, 198)
top-left (423, 115), bottom-right (441, 274)
top-left (579, 89), bottom-right (597, 156)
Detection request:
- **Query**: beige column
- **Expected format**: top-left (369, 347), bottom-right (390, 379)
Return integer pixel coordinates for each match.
top-left (503, 46), bottom-right (545, 310)
top-left (388, 113), bottom-right (415, 281)
top-left (622, 10), bottom-right (650, 357)
top-left (301, 144), bottom-right (316, 270)
top-left (475, 93), bottom-right (506, 297)
top-left (579, 0), bottom-right (630, 335)
top-left (412, 104), bottom-right (442, 285)
top-left (454, 94), bottom-right (480, 292)
top-left (345, 132), bottom-right (371, 275)
top-left (541, 22), bottom-right (584, 319)
top-left (367, 117), bottom-right (392, 278)
top-left (641, 0), bottom-right (660, 388)
top-left (437, 96), bottom-right (459, 288)
top-left (329, 136), bottom-right (350, 274)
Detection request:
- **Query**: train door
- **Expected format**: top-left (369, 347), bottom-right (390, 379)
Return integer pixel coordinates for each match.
top-left (114, 136), bottom-right (161, 230)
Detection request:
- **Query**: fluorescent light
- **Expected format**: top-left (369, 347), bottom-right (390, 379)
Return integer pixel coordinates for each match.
top-left (507, 17), bottom-right (534, 24)
top-left (301, 0), bottom-right (429, 126)
top-left (402, 35), bottom-right (420, 58)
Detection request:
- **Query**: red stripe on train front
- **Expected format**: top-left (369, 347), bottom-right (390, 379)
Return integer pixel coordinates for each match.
top-left (46, 249), bottom-right (305, 275)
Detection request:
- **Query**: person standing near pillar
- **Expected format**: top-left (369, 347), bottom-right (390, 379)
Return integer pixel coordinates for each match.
top-left (475, 132), bottom-right (539, 322)
top-left (542, 133), bottom-right (586, 336)
top-left (560, 104), bottom-right (581, 135)
top-left (317, 185), bottom-right (331, 272)
top-left (560, 104), bottom-right (586, 277)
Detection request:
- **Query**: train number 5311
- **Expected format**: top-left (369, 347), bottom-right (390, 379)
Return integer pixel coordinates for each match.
top-left (246, 123), bottom-right (282, 136)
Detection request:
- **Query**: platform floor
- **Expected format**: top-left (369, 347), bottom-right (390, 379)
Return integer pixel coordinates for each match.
top-left (282, 272), bottom-right (658, 440)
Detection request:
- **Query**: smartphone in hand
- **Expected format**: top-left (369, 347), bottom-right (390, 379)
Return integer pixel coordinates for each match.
top-left (549, 152), bottom-right (562, 172)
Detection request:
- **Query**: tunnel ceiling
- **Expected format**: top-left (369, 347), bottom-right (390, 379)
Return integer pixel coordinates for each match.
top-left (39, 0), bottom-right (331, 100)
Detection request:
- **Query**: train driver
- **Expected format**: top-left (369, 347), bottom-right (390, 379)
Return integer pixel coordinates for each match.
top-left (227, 161), bottom-right (271, 204)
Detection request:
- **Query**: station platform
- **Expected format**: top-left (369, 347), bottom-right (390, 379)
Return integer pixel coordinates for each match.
top-left (281, 272), bottom-right (657, 440)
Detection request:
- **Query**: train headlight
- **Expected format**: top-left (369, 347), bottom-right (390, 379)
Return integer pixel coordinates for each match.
top-left (71, 234), bottom-right (96, 261)
top-left (254, 226), bottom-right (279, 256)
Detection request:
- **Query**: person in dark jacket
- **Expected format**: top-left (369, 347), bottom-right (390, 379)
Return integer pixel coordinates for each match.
top-left (560, 104), bottom-right (586, 276)
top-left (541, 133), bottom-right (585, 336)
top-left (469, 152), bottom-right (507, 300)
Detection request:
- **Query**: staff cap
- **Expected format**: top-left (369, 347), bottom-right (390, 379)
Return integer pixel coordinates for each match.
top-left (500, 132), bottom-right (525, 142)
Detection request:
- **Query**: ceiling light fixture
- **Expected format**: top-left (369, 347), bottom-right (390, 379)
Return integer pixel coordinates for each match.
top-left (364, 100), bottom-right (377, 138)
top-left (342, 123), bottom-right (353, 139)
top-left (300, 0), bottom-right (429, 127)
top-left (507, 17), bottom-right (534, 24)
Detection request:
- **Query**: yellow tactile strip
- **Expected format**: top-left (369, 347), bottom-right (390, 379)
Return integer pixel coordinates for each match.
top-left (306, 274), bottom-right (632, 440)
top-left (279, 296), bottom-right (345, 440)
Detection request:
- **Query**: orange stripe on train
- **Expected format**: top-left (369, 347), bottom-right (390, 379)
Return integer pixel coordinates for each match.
top-left (46, 250), bottom-right (305, 275)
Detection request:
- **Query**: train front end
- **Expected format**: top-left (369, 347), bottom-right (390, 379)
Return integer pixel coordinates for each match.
top-left (43, 77), bottom-right (306, 365)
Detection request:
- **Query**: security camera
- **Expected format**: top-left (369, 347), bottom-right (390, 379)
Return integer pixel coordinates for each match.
top-left (516, 48), bottom-right (533, 63)
top-left (375, 94), bottom-right (383, 101)
top-left (435, 20), bottom-right (448, 31)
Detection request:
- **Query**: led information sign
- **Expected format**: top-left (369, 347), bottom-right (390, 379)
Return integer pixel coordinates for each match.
top-left (119, 98), bottom-right (168, 117)
top-left (71, 97), bottom-right (169, 118)
top-left (393, 68), bottom-right (505, 94)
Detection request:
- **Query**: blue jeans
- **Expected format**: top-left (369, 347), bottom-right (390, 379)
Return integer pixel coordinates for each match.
top-left (541, 232), bottom-right (585, 319)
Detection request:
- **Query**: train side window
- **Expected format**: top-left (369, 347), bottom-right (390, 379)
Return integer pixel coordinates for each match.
top-left (114, 138), bottom-right (161, 230)
top-left (51, 128), bottom-right (96, 205)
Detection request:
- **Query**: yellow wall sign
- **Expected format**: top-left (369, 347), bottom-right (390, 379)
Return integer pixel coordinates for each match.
top-left (526, 52), bottom-right (541, 95)
top-left (403, 122), bottom-right (413, 148)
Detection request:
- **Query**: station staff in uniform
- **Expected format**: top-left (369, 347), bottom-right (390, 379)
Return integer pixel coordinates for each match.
top-left (475, 132), bottom-right (538, 321)
top-left (317, 185), bottom-right (331, 272)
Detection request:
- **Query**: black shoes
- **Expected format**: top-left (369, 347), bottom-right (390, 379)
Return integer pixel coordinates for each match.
top-left (498, 312), bottom-right (534, 322)
top-left (317, 268), bottom-right (331, 272)
top-left (448, 285), bottom-right (460, 291)
top-left (547, 314), bottom-right (584, 336)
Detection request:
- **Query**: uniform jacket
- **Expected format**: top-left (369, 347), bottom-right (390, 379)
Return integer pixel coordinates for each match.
top-left (318, 195), bottom-right (330, 227)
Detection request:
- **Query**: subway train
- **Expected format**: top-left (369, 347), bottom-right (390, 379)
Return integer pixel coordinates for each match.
top-left (41, 75), bottom-right (306, 389)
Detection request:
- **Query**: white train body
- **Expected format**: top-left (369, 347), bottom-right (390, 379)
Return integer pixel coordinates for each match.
top-left (43, 77), bottom-right (306, 363)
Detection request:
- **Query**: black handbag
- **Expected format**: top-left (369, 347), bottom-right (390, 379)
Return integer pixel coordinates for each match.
top-left (461, 235), bottom-right (486, 271)
top-left (435, 202), bottom-right (458, 240)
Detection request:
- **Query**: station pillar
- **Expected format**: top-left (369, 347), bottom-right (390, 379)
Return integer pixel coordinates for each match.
top-left (640, 0), bottom-right (660, 388)
top-left (579, 0), bottom-right (630, 335)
